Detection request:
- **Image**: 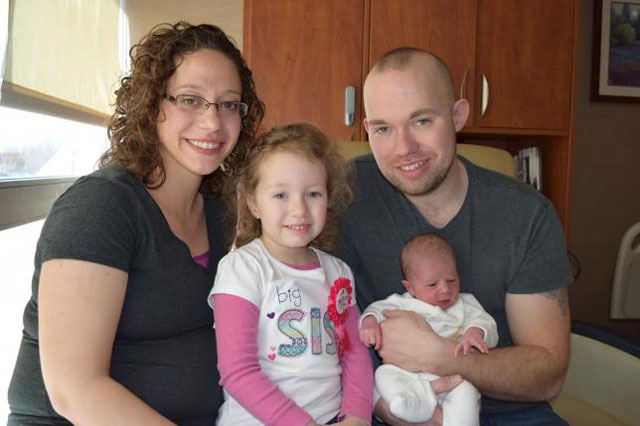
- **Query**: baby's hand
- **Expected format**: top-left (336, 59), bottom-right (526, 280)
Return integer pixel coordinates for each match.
top-left (454, 327), bottom-right (488, 357)
top-left (359, 315), bottom-right (382, 350)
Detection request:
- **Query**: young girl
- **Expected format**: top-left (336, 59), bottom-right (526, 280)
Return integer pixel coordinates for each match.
top-left (209, 123), bottom-right (373, 425)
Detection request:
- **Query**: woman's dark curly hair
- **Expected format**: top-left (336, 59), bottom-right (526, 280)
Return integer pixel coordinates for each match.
top-left (100, 21), bottom-right (264, 196)
top-left (231, 123), bottom-right (353, 252)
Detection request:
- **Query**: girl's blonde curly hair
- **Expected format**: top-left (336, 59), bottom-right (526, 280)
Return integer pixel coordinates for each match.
top-left (100, 21), bottom-right (264, 196)
top-left (229, 123), bottom-right (353, 252)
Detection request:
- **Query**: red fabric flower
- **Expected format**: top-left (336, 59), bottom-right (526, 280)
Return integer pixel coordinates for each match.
top-left (327, 277), bottom-right (352, 357)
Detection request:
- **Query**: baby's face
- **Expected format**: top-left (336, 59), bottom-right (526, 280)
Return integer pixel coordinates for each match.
top-left (402, 252), bottom-right (460, 310)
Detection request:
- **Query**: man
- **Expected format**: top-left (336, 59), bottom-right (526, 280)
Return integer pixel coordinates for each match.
top-left (339, 48), bottom-right (572, 425)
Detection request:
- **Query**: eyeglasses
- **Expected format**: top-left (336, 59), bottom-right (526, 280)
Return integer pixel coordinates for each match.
top-left (163, 93), bottom-right (248, 118)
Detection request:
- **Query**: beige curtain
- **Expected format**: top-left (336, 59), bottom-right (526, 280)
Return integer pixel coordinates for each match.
top-left (4, 0), bottom-right (121, 116)
top-left (124, 0), bottom-right (243, 53)
top-left (2, 0), bottom-right (243, 117)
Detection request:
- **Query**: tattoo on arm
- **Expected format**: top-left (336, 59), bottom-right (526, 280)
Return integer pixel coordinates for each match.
top-left (541, 288), bottom-right (569, 316)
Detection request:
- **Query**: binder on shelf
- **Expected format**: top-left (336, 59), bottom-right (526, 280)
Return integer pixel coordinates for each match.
top-left (513, 146), bottom-right (541, 191)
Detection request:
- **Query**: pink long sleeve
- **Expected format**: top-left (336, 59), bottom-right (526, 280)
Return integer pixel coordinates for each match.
top-left (212, 294), bottom-right (311, 426)
top-left (339, 305), bottom-right (374, 423)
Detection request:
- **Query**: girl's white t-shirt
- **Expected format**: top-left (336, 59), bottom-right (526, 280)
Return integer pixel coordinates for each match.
top-left (209, 238), bottom-right (357, 425)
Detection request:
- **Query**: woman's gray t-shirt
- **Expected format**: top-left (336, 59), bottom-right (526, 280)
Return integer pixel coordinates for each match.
top-left (8, 165), bottom-right (227, 425)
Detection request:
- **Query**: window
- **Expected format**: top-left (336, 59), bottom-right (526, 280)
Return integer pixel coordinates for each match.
top-left (1, 0), bottom-right (122, 230)
top-left (0, 104), bottom-right (109, 229)
top-left (0, 106), bottom-right (108, 181)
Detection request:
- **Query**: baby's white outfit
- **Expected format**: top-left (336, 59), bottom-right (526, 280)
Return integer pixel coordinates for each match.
top-left (361, 292), bottom-right (498, 425)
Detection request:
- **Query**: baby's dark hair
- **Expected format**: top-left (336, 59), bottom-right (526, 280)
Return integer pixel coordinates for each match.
top-left (229, 122), bottom-right (353, 251)
top-left (401, 233), bottom-right (457, 280)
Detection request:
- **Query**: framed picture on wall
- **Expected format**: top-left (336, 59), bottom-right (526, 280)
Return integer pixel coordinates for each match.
top-left (592, 0), bottom-right (640, 102)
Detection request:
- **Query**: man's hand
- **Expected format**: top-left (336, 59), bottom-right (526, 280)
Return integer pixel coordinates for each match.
top-left (378, 309), bottom-right (454, 374)
top-left (433, 290), bottom-right (570, 401)
top-left (374, 375), bottom-right (463, 426)
top-left (359, 315), bottom-right (382, 350)
top-left (454, 327), bottom-right (488, 357)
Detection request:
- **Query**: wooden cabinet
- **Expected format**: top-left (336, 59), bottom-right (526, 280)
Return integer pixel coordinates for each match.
top-left (243, 0), bottom-right (578, 234)
top-left (243, 0), bottom-right (365, 141)
top-left (475, 0), bottom-right (575, 130)
top-left (368, 0), bottom-right (575, 132)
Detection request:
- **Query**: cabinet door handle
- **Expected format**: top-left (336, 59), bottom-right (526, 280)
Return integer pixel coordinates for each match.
top-left (344, 85), bottom-right (355, 127)
top-left (481, 73), bottom-right (489, 117)
top-left (459, 69), bottom-right (468, 100)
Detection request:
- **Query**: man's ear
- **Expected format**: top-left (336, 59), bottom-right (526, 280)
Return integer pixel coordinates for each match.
top-left (363, 118), bottom-right (369, 134)
top-left (452, 99), bottom-right (470, 132)
top-left (246, 194), bottom-right (260, 219)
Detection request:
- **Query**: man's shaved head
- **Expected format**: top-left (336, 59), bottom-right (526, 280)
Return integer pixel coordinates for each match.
top-left (369, 47), bottom-right (455, 103)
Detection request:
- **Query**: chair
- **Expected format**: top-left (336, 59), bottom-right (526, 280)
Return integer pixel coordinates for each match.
top-left (338, 141), bottom-right (517, 178)
top-left (610, 221), bottom-right (640, 319)
top-left (550, 322), bottom-right (640, 426)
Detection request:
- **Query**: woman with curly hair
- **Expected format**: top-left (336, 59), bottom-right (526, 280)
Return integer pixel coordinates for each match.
top-left (7, 22), bottom-right (264, 425)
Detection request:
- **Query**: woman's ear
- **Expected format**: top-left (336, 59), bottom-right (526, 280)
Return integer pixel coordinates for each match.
top-left (246, 194), bottom-right (260, 219)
